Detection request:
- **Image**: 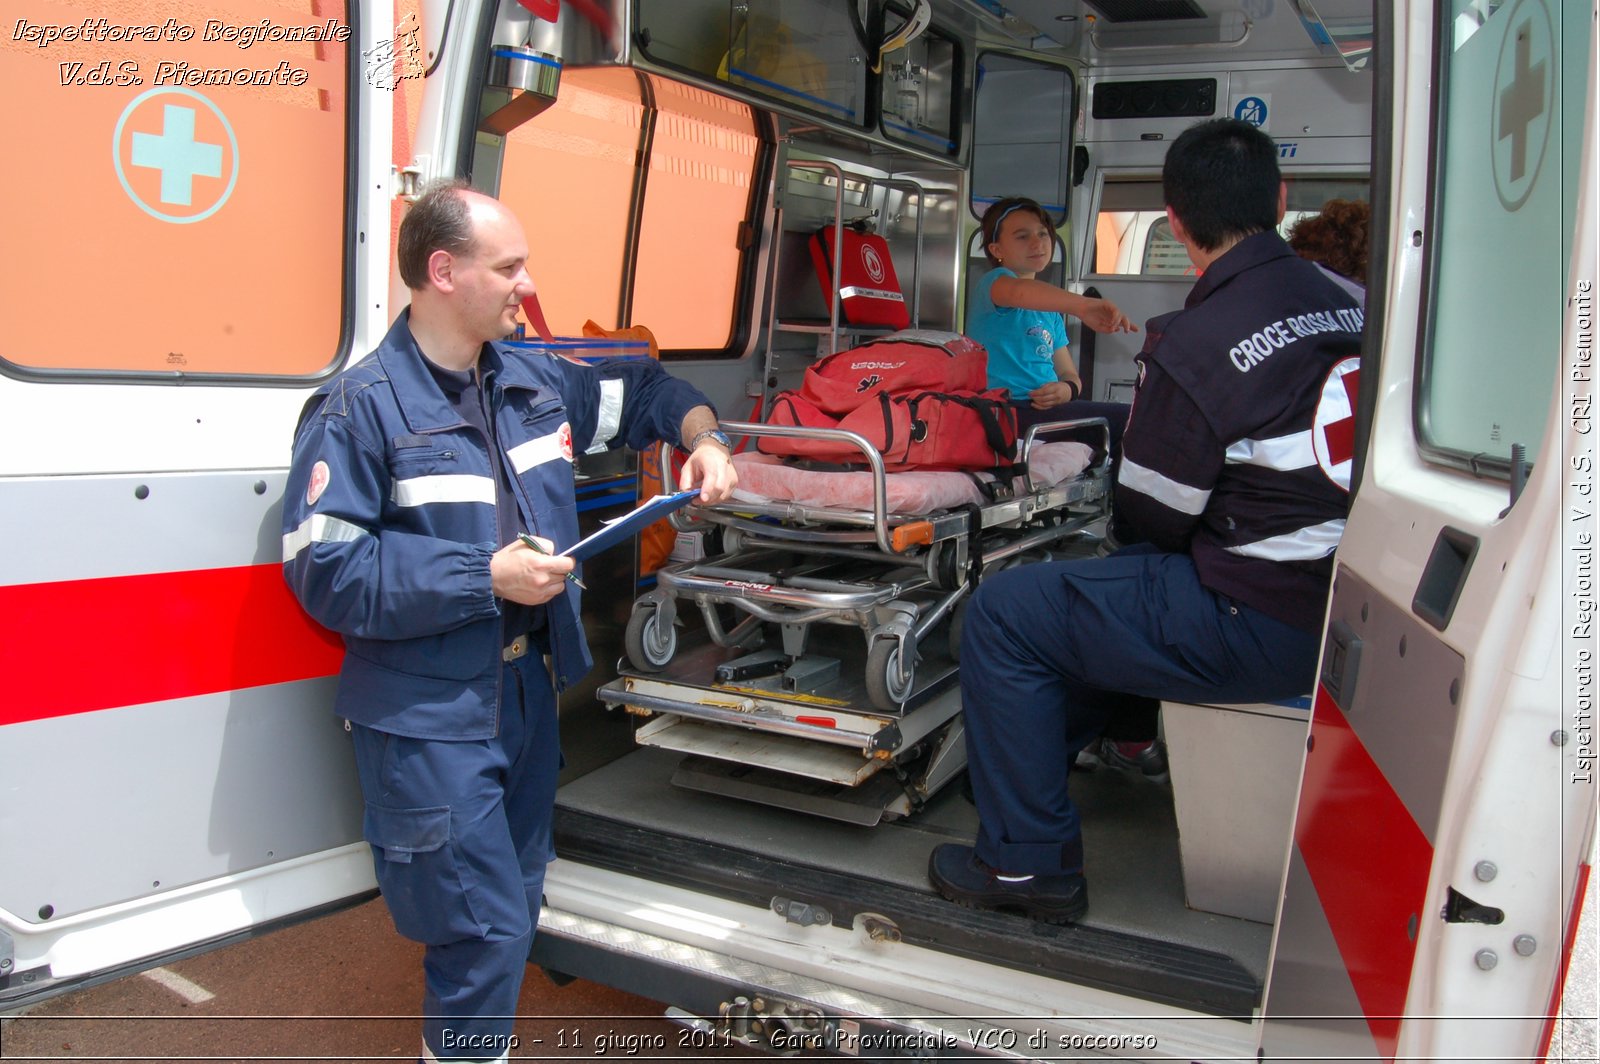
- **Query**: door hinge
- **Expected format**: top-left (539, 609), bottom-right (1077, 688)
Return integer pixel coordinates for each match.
top-left (394, 161), bottom-right (427, 202)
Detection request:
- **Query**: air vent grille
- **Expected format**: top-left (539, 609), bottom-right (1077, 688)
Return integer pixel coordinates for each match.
top-left (1092, 78), bottom-right (1217, 120)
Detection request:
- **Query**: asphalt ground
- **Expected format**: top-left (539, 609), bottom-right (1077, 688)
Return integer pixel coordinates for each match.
top-left (0, 898), bottom-right (747, 1063)
top-left (3, 870), bottom-right (1595, 1062)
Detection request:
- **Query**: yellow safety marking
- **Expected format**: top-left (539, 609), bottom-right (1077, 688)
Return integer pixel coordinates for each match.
top-left (713, 684), bottom-right (852, 707)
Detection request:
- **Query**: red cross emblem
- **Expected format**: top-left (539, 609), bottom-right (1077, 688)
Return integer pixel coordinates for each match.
top-left (1313, 358), bottom-right (1361, 490)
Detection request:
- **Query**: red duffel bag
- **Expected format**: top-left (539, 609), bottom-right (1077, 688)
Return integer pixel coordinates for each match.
top-left (787, 332), bottom-right (990, 414)
top-left (761, 332), bottom-right (1019, 472)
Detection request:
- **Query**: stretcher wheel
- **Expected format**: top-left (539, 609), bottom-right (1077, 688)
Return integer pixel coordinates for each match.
top-left (947, 600), bottom-right (967, 664)
top-left (625, 606), bottom-right (677, 672)
top-left (866, 636), bottom-right (915, 709)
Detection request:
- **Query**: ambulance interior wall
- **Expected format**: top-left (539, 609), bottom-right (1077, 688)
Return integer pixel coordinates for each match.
top-left (1069, 61), bottom-right (1373, 397)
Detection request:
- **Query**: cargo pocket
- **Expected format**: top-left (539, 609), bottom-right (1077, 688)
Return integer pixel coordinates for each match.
top-left (362, 803), bottom-right (489, 945)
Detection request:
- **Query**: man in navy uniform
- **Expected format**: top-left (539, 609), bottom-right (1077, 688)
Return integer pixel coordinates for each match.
top-left (282, 181), bottom-right (736, 1061)
top-left (931, 119), bottom-right (1364, 923)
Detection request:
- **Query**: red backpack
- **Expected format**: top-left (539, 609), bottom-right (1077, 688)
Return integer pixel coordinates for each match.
top-left (760, 332), bottom-right (1019, 472)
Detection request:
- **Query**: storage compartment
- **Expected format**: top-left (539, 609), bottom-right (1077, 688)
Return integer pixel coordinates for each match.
top-left (1162, 698), bottom-right (1312, 923)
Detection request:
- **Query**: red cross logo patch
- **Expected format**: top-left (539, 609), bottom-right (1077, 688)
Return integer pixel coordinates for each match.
top-left (861, 243), bottom-right (887, 285)
top-left (558, 422), bottom-right (574, 462)
top-left (306, 461), bottom-right (331, 506)
top-left (1312, 357), bottom-right (1361, 490)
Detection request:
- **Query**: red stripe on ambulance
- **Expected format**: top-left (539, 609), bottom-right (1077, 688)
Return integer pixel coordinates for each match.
top-left (1, 565), bottom-right (343, 726)
top-left (1295, 685), bottom-right (1435, 1061)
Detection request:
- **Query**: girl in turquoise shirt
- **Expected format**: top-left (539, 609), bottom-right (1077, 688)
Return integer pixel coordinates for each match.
top-left (967, 196), bottom-right (1137, 454)
top-left (968, 196), bottom-right (1160, 776)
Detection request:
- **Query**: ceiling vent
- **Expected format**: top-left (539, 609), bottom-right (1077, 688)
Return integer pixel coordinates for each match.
top-left (1083, 0), bottom-right (1207, 21)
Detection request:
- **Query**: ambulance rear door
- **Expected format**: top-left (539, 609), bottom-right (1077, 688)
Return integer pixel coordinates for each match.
top-left (0, 0), bottom-right (405, 1006)
top-left (1258, 0), bottom-right (1596, 1059)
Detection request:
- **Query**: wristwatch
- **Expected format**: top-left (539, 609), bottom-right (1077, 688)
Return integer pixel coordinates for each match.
top-left (688, 428), bottom-right (733, 453)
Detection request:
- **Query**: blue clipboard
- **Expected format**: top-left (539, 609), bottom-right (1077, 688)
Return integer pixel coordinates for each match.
top-left (561, 488), bottom-right (702, 562)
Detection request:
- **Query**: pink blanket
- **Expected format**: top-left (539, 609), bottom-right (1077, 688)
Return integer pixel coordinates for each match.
top-left (729, 442), bottom-right (1094, 513)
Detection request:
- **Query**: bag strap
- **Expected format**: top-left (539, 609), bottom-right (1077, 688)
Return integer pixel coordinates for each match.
top-left (519, 291), bottom-right (556, 343)
top-left (962, 471), bottom-right (1012, 504)
top-left (956, 503), bottom-right (986, 588)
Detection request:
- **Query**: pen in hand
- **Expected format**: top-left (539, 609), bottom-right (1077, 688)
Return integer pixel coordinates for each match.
top-left (517, 532), bottom-right (587, 590)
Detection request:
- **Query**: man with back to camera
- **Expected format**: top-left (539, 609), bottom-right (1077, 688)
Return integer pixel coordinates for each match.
top-left (281, 180), bottom-right (736, 1062)
top-left (930, 118), bottom-right (1364, 923)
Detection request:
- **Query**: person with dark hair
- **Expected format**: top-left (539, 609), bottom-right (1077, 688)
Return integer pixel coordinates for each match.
top-left (1287, 197), bottom-right (1370, 306)
top-left (966, 196), bottom-right (1136, 449)
top-left (969, 197), bottom-right (1158, 775)
top-left (282, 180), bottom-right (736, 1061)
top-left (931, 118), bottom-right (1364, 924)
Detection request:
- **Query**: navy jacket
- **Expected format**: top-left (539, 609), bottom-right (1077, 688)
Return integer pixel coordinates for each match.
top-left (1116, 233), bottom-right (1364, 632)
top-left (282, 312), bottom-right (707, 739)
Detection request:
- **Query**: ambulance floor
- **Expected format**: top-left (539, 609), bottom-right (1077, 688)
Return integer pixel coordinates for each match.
top-left (555, 744), bottom-right (1273, 985)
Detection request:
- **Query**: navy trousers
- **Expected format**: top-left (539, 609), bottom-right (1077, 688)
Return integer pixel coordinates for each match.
top-left (957, 547), bottom-right (1319, 876)
top-left (351, 652), bottom-right (560, 1063)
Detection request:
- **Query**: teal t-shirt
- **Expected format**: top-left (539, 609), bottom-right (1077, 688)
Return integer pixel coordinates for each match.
top-left (965, 268), bottom-right (1068, 398)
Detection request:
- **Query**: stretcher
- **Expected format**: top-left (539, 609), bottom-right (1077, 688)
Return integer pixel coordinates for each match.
top-left (597, 418), bottom-right (1111, 823)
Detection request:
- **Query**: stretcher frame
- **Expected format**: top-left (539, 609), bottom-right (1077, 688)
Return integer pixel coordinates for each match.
top-left (597, 418), bottom-right (1111, 822)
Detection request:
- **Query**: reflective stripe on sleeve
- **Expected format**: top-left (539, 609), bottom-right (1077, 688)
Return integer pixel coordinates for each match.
top-left (1119, 457), bottom-right (1212, 516)
top-left (1225, 518), bottom-right (1347, 561)
top-left (1225, 431), bottom-right (1315, 471)
top-left (282, 513), bottom-right (369, 561)
top-left (587, 378), bottom-right (625, 454)
top-left (507, 429), bottom-right (574, 474)
top-left (391, 474), bottom-right (497, 507)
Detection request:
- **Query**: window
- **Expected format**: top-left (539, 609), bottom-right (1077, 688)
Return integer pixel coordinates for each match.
top-left (1419, 0), bottom-right (1588, 467)
top-left (1090, 178), bottom-right (1187, 277)
top-left (493, 69), bottom-right (763, 355)
top-left (633, 79), bottom-right (762, 349)
top-left (1090, 175), bottom-right (1370, 277)
top-left (1277, 177), bottom-right (1373, 240)
top-left (1141, 218), bottom-right (1192, 275)
top-left (971, 53), bottom-right (1075, 226)
top-left (1, 0), bottom-right (353, 377)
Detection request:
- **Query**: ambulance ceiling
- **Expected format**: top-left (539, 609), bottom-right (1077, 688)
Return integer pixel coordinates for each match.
top-left (967, 0), bottom-right (1372, 66)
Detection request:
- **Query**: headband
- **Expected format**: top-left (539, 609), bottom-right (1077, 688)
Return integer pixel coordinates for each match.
top-left (989, 201), bottom-right (1034, 238)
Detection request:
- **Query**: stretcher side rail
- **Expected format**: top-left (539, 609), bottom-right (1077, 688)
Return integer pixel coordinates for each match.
top-left (699, 537), bottom-right (950, 585)
top-left (664, 418), bottom-right (1112, 554)
top-left (640, 416), bottom-right (1116, 648)
top-left (693, 477), bottom-right (1101, 542)
top-left (659, 559), bottom-right (929, 617)
top-left (672, 422), bottom-right (902, 553)
top-left (1019, 417), bottom-right (1113, 494)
